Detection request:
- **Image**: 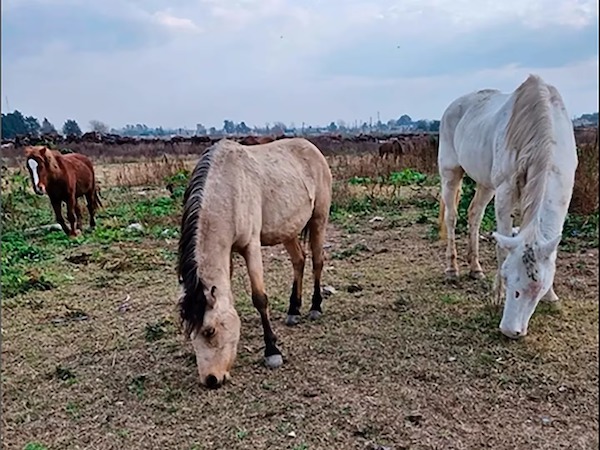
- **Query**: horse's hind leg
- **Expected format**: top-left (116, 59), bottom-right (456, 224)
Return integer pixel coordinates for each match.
top-left (85, 192), bottom-right (96, 228)
top-left (51, 198), bottom-right (70, 236)
top-left (440, 167), bottom-right (464, 279)
top-left (242, 241), bottom-right (283, 369)
top-left (283, 237), bottom-right (306, 326)
top-left (467, 185), bottom-right (495, 279)
top-left (307, 216), bottom-right (327, 320)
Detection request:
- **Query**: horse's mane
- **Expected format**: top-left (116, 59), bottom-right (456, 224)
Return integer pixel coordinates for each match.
top-left (505, 74), bottom-right (555, 228)
top-left (177, 143), bottom-right (221, 338)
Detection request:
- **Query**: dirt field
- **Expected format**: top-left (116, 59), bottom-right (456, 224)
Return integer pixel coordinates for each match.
top-left (1, 158), bottom-right (598, 450)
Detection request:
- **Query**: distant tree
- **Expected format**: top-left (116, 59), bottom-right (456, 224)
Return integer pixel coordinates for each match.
top-left (236, 121), bottom-right (251, 134)
top-left (429, 120), bottom-right (440, 132)
top-left (196, 123), bottom-right (207, 135)
top-left (23, 116), bottom-right (41, 136)
top-left (223, 120), bottom-right (235, 134)
top-left (327, 121), bottom-right (338, 132)
top-left (89, 120), bottom-right (110, 134)
top-left (209, 127), bottom-right (217, 136)
top-left (1, 110), bottom-right (28, 139)
top-left (396, 114), bottom-right (412, 126)
top-left (63, 119), bottom-right (82, 137)
top-left (272, 122), bottom-right (286, 135)
top-left (415, 120), bottom-right (429, 131)
top-left (40, 118), bottom-right (56, 135)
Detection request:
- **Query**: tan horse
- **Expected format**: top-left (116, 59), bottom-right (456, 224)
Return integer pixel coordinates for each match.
top-left (178, 137), bottom-right (332, 388)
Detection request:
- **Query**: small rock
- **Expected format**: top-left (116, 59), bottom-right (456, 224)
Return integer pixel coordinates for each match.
top-left (287, 431), bottom-right (296, 438)
top-left (541, 416), bottom-right (553, 426)
top-left (369, 216), bottom-right (384, 223)
top-left (365, 444), bottom-right (392, 450)
top-left (406, 412), bottom-right (423, 425)
top-left (347, 284), bottom-right (363, 293)
top-left (352, 272), bottom-right (364, 278)
top-left (324, 242), bottom-right (334, 249)
top-left (322, 286), bottom-right (337, 296)
top-left (448, 356), bottom-right (457, 362)
top-left (558, 385), bottom-right (568, 393)
top-left (566, 278), bottom-right (587, 291)
top-left (126, 223), bottom-right (144, 232)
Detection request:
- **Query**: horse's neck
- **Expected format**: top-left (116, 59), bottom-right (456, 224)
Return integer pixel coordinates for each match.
top-left (520, 169), bottom-right (569, 241)
top-left (46, 154), bottom-right (63, 179)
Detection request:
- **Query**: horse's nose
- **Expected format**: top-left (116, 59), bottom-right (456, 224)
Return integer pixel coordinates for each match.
top-left (205, 374), bottom-right (222, 389)
top-left (499, 326), bottom-right (525, 339)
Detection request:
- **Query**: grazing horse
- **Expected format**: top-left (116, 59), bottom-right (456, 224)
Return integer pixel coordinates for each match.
top-left (378, 139), bottom-right (402, 159)
top-left (178, 137), bottom-right (332, 388)
top-left (238, 135), bottom-right (275, 146)
top-left (437, 74), bottom-right (578, 339)
top-left (24, 145), bottom-right (102, 237)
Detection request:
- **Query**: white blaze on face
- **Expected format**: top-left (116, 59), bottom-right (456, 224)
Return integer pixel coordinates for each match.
top-left (27, 158), bottom-right (40, 187)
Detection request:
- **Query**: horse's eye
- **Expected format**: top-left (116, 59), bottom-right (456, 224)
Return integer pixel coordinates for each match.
top-left (203, 327), bottom-right (216, 339)
top-left (515, 291), bottom-right (520, 299)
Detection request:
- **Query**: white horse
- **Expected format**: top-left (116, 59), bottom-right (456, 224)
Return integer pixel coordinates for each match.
top-left (437, 74), bottom-right (578, 338)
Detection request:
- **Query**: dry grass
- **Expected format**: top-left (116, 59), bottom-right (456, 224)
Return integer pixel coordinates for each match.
top-left (571, 141), bottom-right (599, 215)
top-left (1, 156), bottom-right (598, 449)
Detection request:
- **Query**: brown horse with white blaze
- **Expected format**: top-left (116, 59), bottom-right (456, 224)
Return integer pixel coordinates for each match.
top-left (24, 145), bottom-right (102, 237)
top-left (178, 137), bottom-right (332, 388)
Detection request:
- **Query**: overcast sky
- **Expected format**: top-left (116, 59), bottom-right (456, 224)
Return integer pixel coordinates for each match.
top-left (2, 0), bottom-right (598, 131)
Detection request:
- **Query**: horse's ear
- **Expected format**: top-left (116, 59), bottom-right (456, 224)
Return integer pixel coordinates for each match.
top-left (205, 286), bottom-right (217, 308)
top-left (39, 147), bottom-right (48, 160)
top-left (492, 231), bottom-right (521, 251)
top-left (539, 235), bottom-right (561, 259)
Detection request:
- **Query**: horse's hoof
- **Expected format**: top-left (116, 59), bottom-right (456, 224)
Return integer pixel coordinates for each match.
top-left (469, 270), bottom-right (485, 280)
top-left (308, 310), bottom-right (322, 321)
top-left (541, 291), bottom-right (559, 303)
top-left (444, 269), bottom-right (459, 280)
top-left (264, 354), bottom-right (283, 369)
top-left (285, 315), bottom-right (301, 326)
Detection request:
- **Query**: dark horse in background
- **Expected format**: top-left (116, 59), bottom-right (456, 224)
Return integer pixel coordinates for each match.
top-left (24, 145), bottom-right (102, 237)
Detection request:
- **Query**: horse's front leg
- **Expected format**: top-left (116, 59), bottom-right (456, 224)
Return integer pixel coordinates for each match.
top-left (65, 195), bottom-right (79, 237)
top-left (493, 186), bottom-right (514, 305)
top-left (467, 185), bottom-right (495, 279)
top-left (50, 197), bottom-right (70, 236)
top-left (242, 242), bottom-right (283, 369)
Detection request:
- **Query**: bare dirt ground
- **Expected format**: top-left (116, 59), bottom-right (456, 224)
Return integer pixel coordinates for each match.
top-left (1, 182), bottom-right (598, 450)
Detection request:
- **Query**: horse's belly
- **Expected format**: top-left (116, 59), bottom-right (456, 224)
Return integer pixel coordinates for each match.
top-left (258, 195), bottom-right (315, 245)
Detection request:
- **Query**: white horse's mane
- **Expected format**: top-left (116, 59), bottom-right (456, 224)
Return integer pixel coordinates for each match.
top-left (505, 74), bottom-right (556, 231)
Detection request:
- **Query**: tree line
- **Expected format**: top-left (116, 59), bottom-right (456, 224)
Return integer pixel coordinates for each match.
top-left (2, 109), bottom-right (597, 141)
top-left (1, 110), bottom-right (83, 140)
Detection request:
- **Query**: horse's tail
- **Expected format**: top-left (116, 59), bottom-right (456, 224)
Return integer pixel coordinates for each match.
top-left (300, 222), bottom-right (310, 246)
top-left (94, 188), bottom-right (103, 210)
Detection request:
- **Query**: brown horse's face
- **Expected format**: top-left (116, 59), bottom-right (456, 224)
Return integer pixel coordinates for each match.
top-left (24, 146), bottom-right (49, 195)
top-left (190, 287), bottom-right (241, 389)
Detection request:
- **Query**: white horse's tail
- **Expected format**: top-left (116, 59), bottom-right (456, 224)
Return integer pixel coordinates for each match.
top-left (505, 74), bottom-right (555, 227)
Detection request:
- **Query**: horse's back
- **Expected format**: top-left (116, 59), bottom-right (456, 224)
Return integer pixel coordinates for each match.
top-left (62, 153), bottom-right (97, 194)
top-left (213, 138), bottom-right (331, 246)
top-left (439, 88), bottom-right (511, 185)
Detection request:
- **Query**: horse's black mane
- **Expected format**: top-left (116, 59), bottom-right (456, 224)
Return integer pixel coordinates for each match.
top-left (177, 143), bottom-right (220, 338)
